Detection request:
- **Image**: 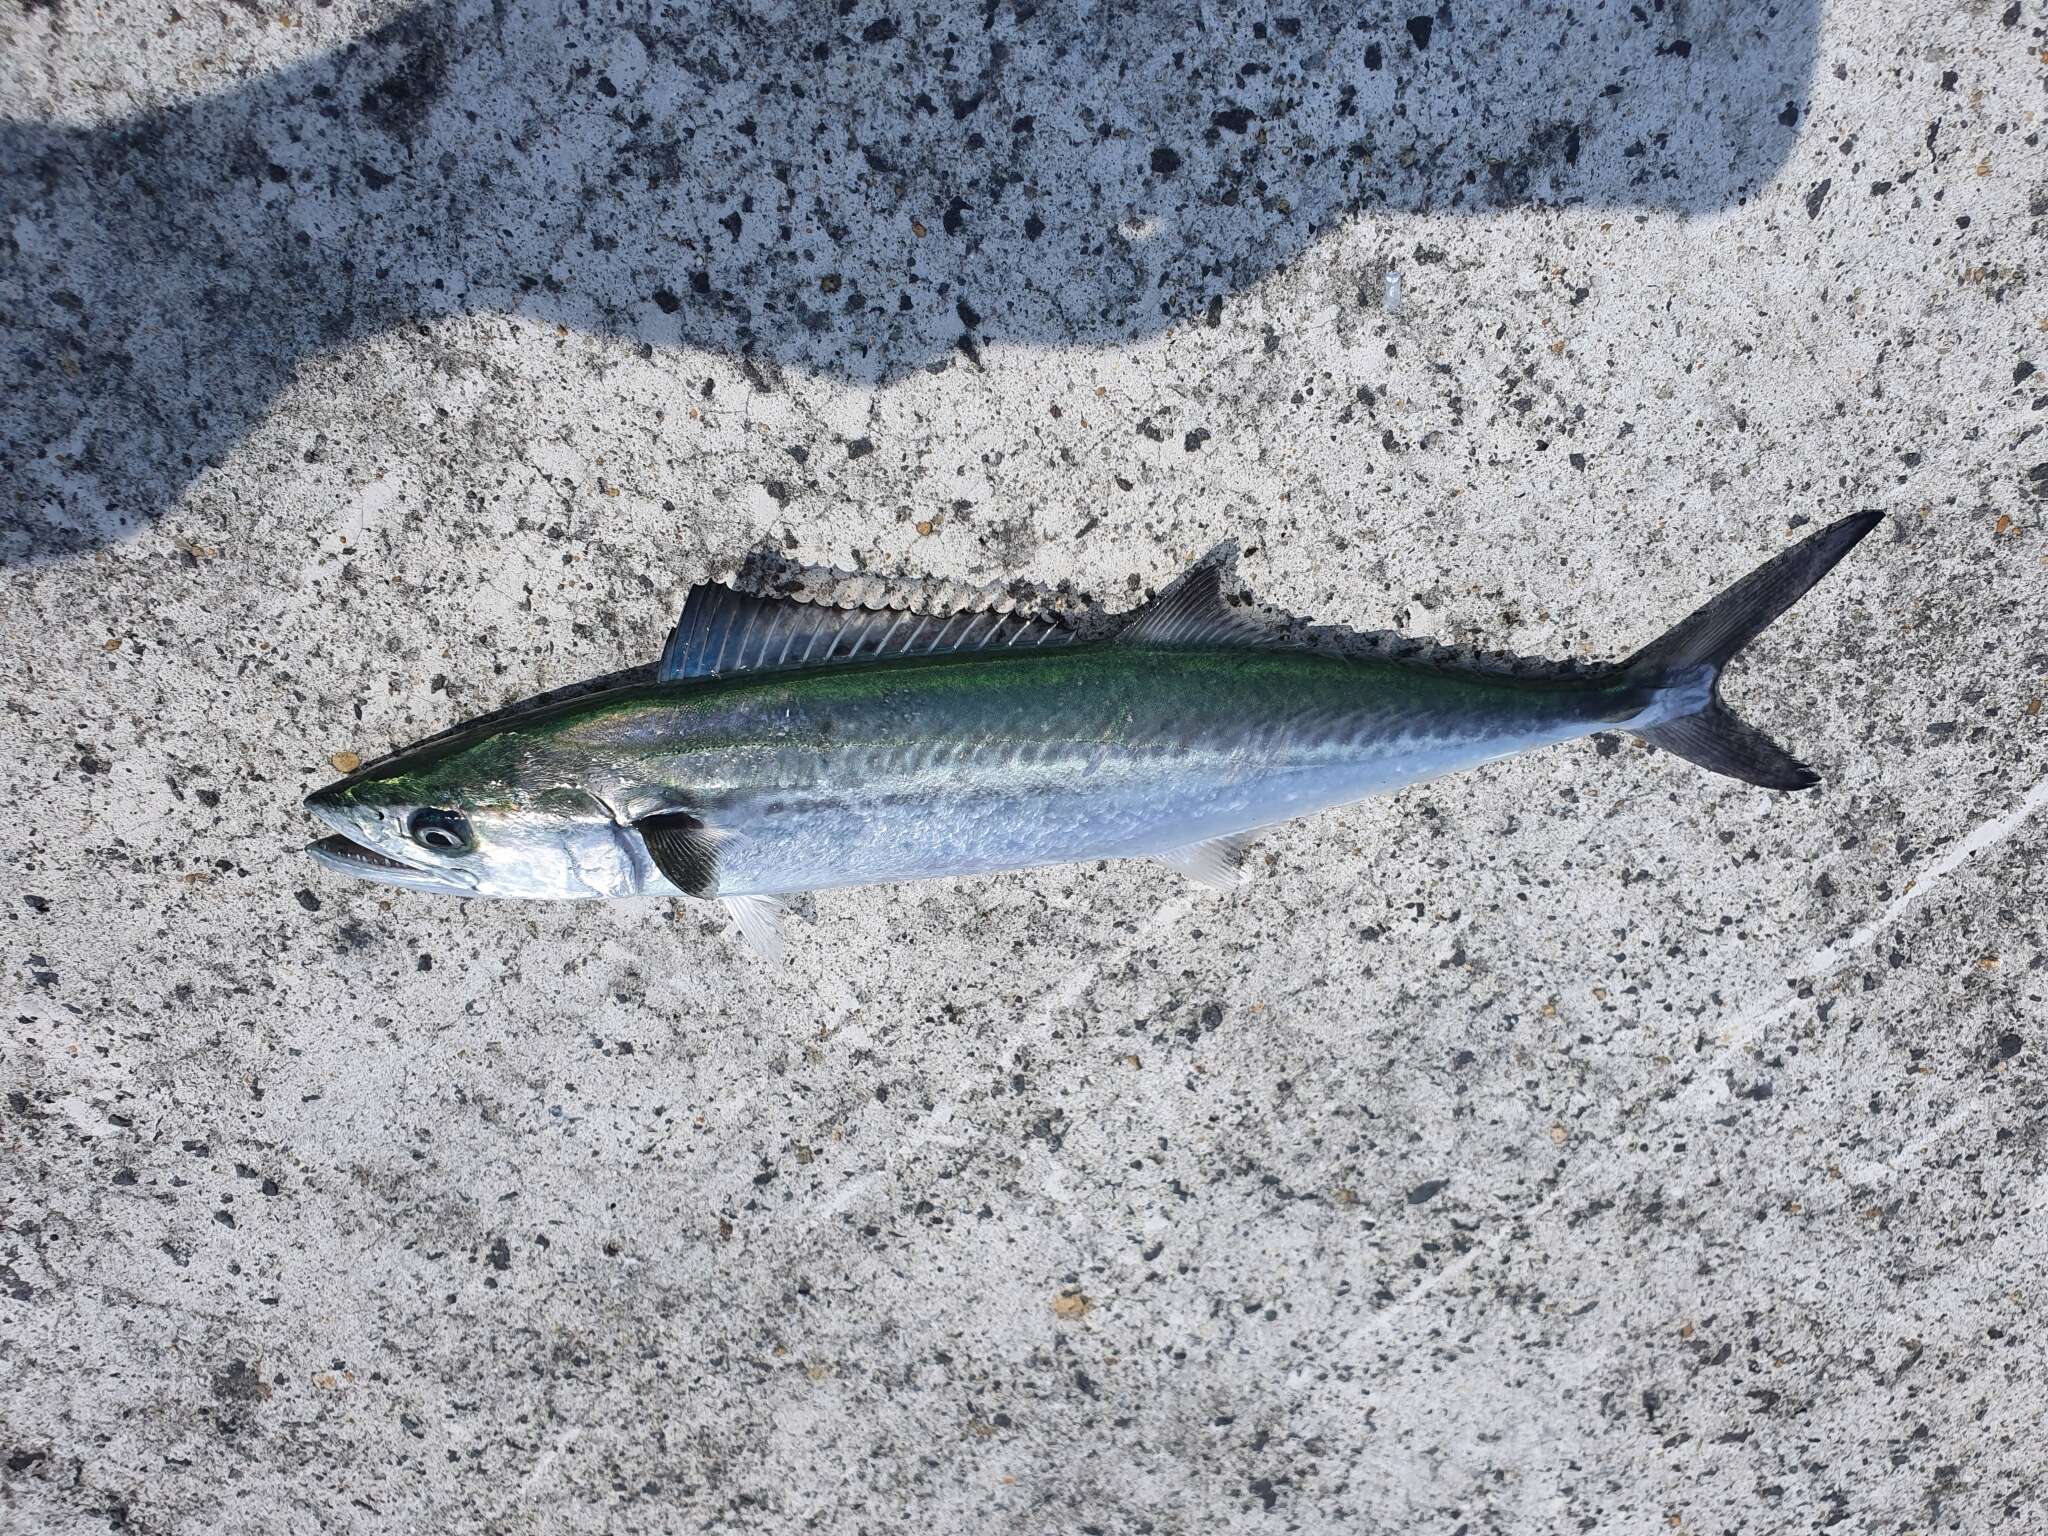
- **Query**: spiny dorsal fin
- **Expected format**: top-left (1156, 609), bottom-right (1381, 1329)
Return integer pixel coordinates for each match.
top-left (1154, 832), bottom-right (1259, 892)
top-left (1116, 565), bottom-right (1277, 649)
top-left (660, 585), bottom-right (1073, 681)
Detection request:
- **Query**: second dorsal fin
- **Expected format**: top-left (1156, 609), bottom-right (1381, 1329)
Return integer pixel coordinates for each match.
top-left (1116, 564), bottom-right (1278, 649)
top-left (659, 585), bottom-right (1075, 681)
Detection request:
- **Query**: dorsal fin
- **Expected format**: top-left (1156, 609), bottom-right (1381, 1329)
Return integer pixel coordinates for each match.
top-left (659, 585), bottom-right (1074, 681)
top-left (1116, 564), bottom-right (1277, 649)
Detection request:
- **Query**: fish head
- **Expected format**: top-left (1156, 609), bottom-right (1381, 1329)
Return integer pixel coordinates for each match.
top-left (304, 731), bottom-right (640, 901)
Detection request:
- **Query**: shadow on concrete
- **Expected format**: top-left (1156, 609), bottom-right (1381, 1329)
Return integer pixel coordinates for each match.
top-left (3, 0), bottom-right (1818, 564)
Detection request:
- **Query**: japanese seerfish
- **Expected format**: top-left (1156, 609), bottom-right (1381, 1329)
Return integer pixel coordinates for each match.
top-left (305, 514), bottom-right (1882, 957)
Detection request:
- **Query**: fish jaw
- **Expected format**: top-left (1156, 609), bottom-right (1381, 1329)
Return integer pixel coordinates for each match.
top-left (304, 831), bottom-right (485, 895)
top-left (302, 785), bottom-right (656, 900)
top-left (303, 795), bottom-right (484, 895)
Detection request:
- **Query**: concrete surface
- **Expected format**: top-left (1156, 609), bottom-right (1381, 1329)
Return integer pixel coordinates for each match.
top-left (3, 1), bottom-right (2044, 1531)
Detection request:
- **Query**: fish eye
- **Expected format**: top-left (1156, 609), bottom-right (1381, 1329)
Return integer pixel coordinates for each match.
top-left (407, 808), bottom-right (473, 853)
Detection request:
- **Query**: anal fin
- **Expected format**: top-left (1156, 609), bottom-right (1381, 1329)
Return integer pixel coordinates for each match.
top-left (1154, 833), bottom-right (1258, 893)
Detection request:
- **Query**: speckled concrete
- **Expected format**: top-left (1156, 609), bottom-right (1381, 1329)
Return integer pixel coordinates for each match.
top-left (3, 2), bottom-right (2044, 1532)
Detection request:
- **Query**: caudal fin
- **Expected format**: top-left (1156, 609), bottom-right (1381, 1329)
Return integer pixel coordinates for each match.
top-left (1622, 512), bottom-right (1884, 791)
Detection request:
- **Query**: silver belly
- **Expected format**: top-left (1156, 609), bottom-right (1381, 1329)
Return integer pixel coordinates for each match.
top-left (691, 715), bottom-right (1597, 898)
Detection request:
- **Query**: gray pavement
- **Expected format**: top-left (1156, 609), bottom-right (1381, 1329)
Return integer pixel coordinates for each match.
top-left (3, 2), bottom-right (2044, 1531)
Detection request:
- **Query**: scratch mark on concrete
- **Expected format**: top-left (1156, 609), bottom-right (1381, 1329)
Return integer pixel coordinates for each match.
top-left (999, 890), bottom-right (1198, 1073)
top-left (1793, 772), bottom-right (2048, 978)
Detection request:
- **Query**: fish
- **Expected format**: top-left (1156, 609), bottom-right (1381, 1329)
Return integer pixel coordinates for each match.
top-left (305, 513), bottom-right (1883, 957)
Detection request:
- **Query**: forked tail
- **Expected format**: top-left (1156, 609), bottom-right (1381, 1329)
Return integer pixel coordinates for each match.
top-left (1621, 512), bottom-right (1884, 790)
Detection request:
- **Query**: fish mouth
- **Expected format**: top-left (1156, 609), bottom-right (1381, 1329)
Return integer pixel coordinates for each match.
top-left (307, 833), bottom-right (413, 873)
top-left (305, 832), bottom-right (481, 893)
top-left (304, 798), bottom-right (482, 895)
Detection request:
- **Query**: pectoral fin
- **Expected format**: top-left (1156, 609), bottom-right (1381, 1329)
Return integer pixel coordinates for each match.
top-left (636, 813), bottom-right (787, 959)
top-left (635, 811), bottom-right (719, 898)
top-left (1155, 833), bottom-right (1258, 892)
